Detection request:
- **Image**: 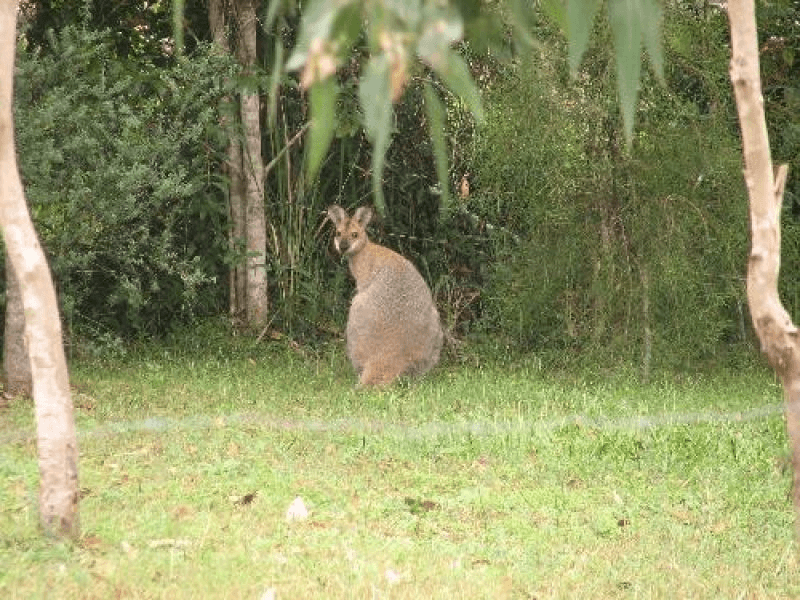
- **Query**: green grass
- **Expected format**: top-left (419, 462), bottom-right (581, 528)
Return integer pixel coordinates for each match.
top-left (1, 342), bottom-right (798, 599)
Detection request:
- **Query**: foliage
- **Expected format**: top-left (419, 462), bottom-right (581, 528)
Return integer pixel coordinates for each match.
top-left (19, 0), bottom-right (212, 59)
top-left (13, 26), bottom-right (235, 342)
top-left (285, 0), bottom-right (490, 211)
top-left (467, 6), bottom-right (749, 369)
top-left (558, 0), bottom-right (664, 141)
top-left (256, 0), bottom-right (800, 370)
top-left (9, 1), bottom-right (800, 369)
top-left (284, 0), bottom-right (670, 213)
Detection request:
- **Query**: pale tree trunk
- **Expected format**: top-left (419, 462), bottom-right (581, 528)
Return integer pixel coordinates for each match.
top-left (0, 0), bottom-right (79, 538)
top-left (4, 250), bottom-right (32, 397)
top-left (229, 112), bottom-right (248, 321)
top-left (236, 0), bottom-right (268, 327)
top-left (209, 0), bottom-right (267, 327)
top-left (727, 0), bottom-right (800, 539)
top-left (209, 0), bottom-right (248, 323)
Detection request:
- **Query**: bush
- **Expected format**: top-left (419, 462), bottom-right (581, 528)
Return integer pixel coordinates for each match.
top-left (14, 27), bottom-right (235, 341)
top-left (466, 10), bottom-right (750, 369)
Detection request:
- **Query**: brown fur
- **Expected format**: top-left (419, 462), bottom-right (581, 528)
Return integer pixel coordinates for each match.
top-left (327, 205), bottom-right (443, 387)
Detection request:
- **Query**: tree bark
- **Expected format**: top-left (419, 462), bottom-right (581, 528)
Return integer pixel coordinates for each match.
top-left (208, 0), bottom-right (248, 323)
top-left (236, 0), bottom-right (268, 327)
top-left (210, 0), bottom-right (268, 328)
top-left (4, 250), bottom-right (32, 397)
top-left (0, 0), bottom-right (79, 538)
top-left (727, 0), bottom-right (800, 540)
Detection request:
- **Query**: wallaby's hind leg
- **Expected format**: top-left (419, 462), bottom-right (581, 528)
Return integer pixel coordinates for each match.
top-left (357, 359), bottom-right (405, 388)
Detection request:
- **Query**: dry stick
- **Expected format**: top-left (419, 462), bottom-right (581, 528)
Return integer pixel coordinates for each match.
top-left (263, 122), bottom-right (310, 181)
top-left (727, 0), bottom-right (799, 541)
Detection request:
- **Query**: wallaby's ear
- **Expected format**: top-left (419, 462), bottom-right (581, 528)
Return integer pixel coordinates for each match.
top-left (327, 205), bottom-right (347, 226)
top-left (353, 206), bottom-right (373, 228)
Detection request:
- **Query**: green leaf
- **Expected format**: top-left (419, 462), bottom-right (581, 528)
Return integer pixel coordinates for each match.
top-left (359, 55), bottom-right (394, 214)
top-left (608, 0), bottom-right (642, 144)
top-left (330, 1), bottom-right (363, 58)
top-left (306, 77), bottom-right (338, 182)
top-left (640, 0), bottom-right (664, 80)
top-left (508, 0), bottom-right (542, 51)
top-left (567, 0), bottom-right (601, 73)
top-left (285, 0), bottom-right (337, 72)
top-left (425, 49), bottom-right (484, 125)
top-left (385, 0), bottom-right (423, 29)
top-left (416, 4), bottom-right (481, 122)
top-left (418, 4), bottom-right (463, 55)
top-left (606, 0), bottom-right (664, 143)
top-left (423, 83), bottom-right (451, 216)
top-left (264, 0), bottom-right (285, 31)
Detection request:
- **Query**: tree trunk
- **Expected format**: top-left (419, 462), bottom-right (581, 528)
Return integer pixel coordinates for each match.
top-left (241, 91), bottom-right (268, 326)
top-left (727, 0), bottom-right (800, 540)
top-left (210, 0), bottom-right (268, 328)
top-left (0, 0), bottom-right (79, 538)
top-left (208, 0), bottom-right (248, 323)
top-left (236, 0), bottom-right (268, 327)
top-left (4, 250), bottom-right (32, 397)
top-left (229, 123), bottom-right (248, 322)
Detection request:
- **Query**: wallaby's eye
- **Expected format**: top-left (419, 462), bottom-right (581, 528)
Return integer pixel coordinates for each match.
top-left (350, 232), bottom-right (358, 239)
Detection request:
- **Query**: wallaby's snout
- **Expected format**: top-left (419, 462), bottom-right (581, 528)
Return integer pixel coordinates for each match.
top-left (327, 205), bottom-right (443, 387)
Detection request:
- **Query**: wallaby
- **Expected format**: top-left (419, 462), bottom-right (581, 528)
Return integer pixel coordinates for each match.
top-left (327, 205), bottom-right (443, 387)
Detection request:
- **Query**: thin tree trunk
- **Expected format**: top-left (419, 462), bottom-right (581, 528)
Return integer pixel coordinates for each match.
top-left (209, 0), bottom-right (248, 323)
top-left (4, 250), bottom-right (32, 396)
top-left (229, 131), bottom-right (248, 322)
top-left (0, 0), bottom-right (79, 538)
top-left (727, 0), bottom-right (800, 540)
top-left (242, 89), bottom-right (268, 326)
top-left (236, 0), bottom-right (268, 327)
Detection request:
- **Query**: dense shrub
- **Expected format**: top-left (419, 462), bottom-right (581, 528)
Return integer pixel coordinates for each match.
top-left (9, 3), bottom-right (799, 372)
top-left (466, 10), bottom-right (750, 369)
top-left (14, 27), bottom-right (234, 342)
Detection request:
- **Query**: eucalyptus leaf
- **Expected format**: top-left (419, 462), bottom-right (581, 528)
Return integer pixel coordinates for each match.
top-left (330, 2), bottom-right (363, 58)
top-left (264, 0), bottom-right (284, 31)
top-left (307, 77), bottom-right (338, 182)
top-left (507, 0), bottom-right (541, 51)
top-left (426, 49), bottom-right (484, 125)
top-left (172, 0), bottom-right (184, 56)
top-left (285, 0), bottom-right (337, 72)
top-left (266, 37), bottom-right (284, 128)
top-left (418, 4), bottom-right (464, 55)
top-left (359, 55), bottom-right (394, 213)
top-left (567, 0), bottom-right (601, 73)
top-left (385, 0), bottom-right (422, 29)
top-left (609, 0), bottom-right (642, 144)
top-left (538, 0), bottom-right (565, 30)
top-left (423, 83), bottom-right (451, 215)
top-left (641, 0), bottom-right (664, 79)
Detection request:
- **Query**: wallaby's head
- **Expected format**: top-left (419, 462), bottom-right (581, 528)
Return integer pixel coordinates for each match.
top-left (327, 205), bottom-right (373, 257)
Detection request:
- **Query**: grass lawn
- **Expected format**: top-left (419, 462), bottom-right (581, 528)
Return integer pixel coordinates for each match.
top-left (1, 342), bottom-right (798, 599)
